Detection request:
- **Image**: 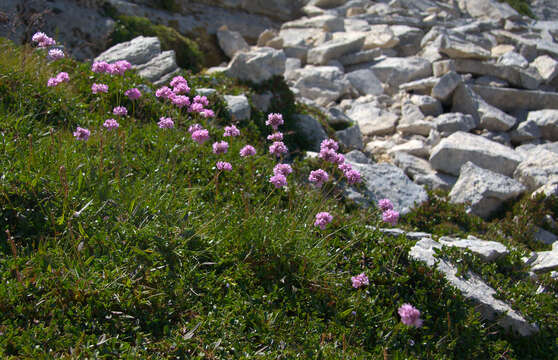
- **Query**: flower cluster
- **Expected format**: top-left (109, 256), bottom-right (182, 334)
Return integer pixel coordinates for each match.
top-left (47, 72), bottom-right (69, 87)
top-left (191, 128), bottom-right (210, 145)
top-left (91, 60), bottom-right (132, 76)
top-left (378, 199), bottom-right (399, 226)
top-left (32, 32), bottom-right (56, 48)
top-left (398, 304), bottom-right (423, 328)
top-left (318, 138), bottom-right (361, 185)
top-left (239, 145), bottom-right (256, 157)
top-left (113, 106), bottom-right (128, 116)
top-left (216, 161), bottom-right (232, 171)
top-left (125, 88), bottom-right (141, 100)
top-left (103, 118), bottom-right (119, 130)
top-left (212, 141), bottom-right (229, 154)
top-left (269, 163), bottom-right (293, 189)
top-left (267, 132), bottom-right (283, 142)
top-left (48, 48), bottom-right (65, 60)
top-left (308, 169), bottom-right (329, 188)
top-left (73, 127), bottom-right (90, 141)
top-left (156, 78), bottom-right (214, 117)
top-left (314, 212), bottom-right (333, 230)
top-left (224, 125), bottom-right (240, 137)
top-left (158, 117), bottom-right (174, 129)
top-left (269, 141), bottom-right (288, 157)
top-left (91, 83), bottom-right (108, 94)
top-left (351, 273), bottom-right (369, 288)
top-left (266, 113), bottom-right (284, 130)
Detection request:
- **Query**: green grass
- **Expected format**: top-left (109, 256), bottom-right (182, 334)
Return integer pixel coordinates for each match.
top-left (499, 0), bottom-right (536, 18)
top-left (1, 37), bottom-right (557, 358)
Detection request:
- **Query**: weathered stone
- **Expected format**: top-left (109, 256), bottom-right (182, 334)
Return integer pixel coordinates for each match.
top-left (497, 51), bottom-right (528, 68)
top-left (347, 103), bottom-right (398, 137)
top-left (491, 44), bottom-right (515, 57)
top-left (362, 25), bottom-right (400, 49)
top-left (400, 77), bottom-right (439, 93)
top-left (471, 85), bottom-right (558, 112)
top-left (397, 117), bottom-right (435, 137)
top-left (475, 76), bottom-right (509, 88)
top-left (257, 29), bottom-right (277, 47)
top-left (335, 125), bottom-right (363, 150)
top-left (527, 110), bottom-right (558, 141)
top-left (195, 88), bottom-right (216, 97)
top-left (533, 181), bottom-right (558, 199)
top-left (534, 227), bottom-right (558, 246)
top-left (371, 57), bottom-right (433, 89)
top-left (312, 0), bottom-right (348, 9)
top-left (345, 69), bottom-right (384, 96)
top-left (281, 15), bottom-right (344, 32)
top-left (434, 113), bottom-right (478, 137)
top-left (345, 153), bottom-right (429, 214)
top-left (223, 94), bottom-right (251, 121)
top-left (433, 59), bottom-right (456, 77)
top-left (531, 250), bottom-right (558, 273)
top-left (294, 114), bottom-right (328, 152)
top-left (307, 33), bottom-right (365, 65)
top-left (326, 107), bottom-right (353, 127)
top-left (291, 66), bottom-right (350, 105)
top-left (217, 27), bottom-right (250, 58)
top-left (452, 84), bottom-right (516, 132)
top-left (430, 132), bottom-right (523, 176)
top-left (439, 35), bottom-right (491, 60)
top-left (414, 172), bottom-right (457, 191)
top-left (388, 139), bottom-right (430, 159)
top-left (392, 152), bottom-right (435, 179)
top-left (532, 55), bottom-right (558, 83)
top-left (411, 95), bottom-right (442, 116)
top-left (457, 0), bottom-right (519, 21)
top-left (431, 71), bottom-right (462, 101)
top-left (135, 51), bottom-right (178, 83)
top-left (95, 36), bottom-right (161, 66)
top-left (510, 120), bottom-right (541, 144)
top-left (453, 59), bottom-right (522, 88)
top-left (480, 131), bottom-right (511, 147)
top-left (339, 48), bottom-right (382, 66)
top-left (225, 47), bottom-right (286, 84)
top-left (449, 162), bottom-right (526, 219)
top-left (439, 235), bottom-right (510, 262)
top-left (513, 147), bottom-right (558, 192)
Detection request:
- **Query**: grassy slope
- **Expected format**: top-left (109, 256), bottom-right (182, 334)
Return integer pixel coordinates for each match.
top-left (0, 38), bottom-right (557, 358)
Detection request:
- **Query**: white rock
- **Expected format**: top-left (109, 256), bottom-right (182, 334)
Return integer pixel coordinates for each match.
top-left (531, 250), bottom-right (558, 273)
top-left (135, 51), bottom-right (178, 83)
top-left (497, 51), bottom-right (528, 68)
top-left (217, 27), bottom-right (250, 59)
top-left (532, 55), bottom-right (558, 83)
top-left (371, 57), bottom-right (433, 89)
top-left (439, 35), bottom-right (491, 60)
top-left (513, 147), bottom-right (558, 192)
top-left (291, 65), bottom-right (351, 106)
top-left (439, 235), bottom-right (510, 262)
top-left (456, 0), bottom-right (519, 21)
top-left (388, 139), bottom-right (430, 159)
top-left (95, 36), bottom-right (161, 65)
top-left (223, 95), bottom-right (251, 121)
top-left (510, 120), bottom-right (541, 144)
top-left (362, 25), bottom-right (400, 49)
top-left (392, 152), bottom-right (435, 179)
top-left (225, 47), bottom-right (286, 84)
top-left (434, 113), bottom-right (478, 137)
top-left (526, 110), bottom-right (558, 141)
top-left (335, 125), bottom-right (363, 150)
top-left (411, 95), bottom-right (442, 117)
top-left (491, 44), bottom-right (516, 57)
top-left (307, 33), bottom-right (365, 65)
top-left (449, 162), bottom-right (526, 219)
top-left (281, 15), bottom-right (344, 32)
top-left (347, 102), bottom-right (398, 137)
top-left (430, 132), bottom-right (523, 176)
top-left (345, 69), bottom-right (384, 96)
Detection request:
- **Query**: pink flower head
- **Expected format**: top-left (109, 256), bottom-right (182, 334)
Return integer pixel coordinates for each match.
top-left (111, 60), bottom-right (132, 76)
top-left (47, 77), bottom-right (59, 87)
top-left (338, 163), bottom-right (352, 173)
top-left (273, 163), bottom-right (292, 177)
top-left (173, 82), bottom-right (190, 95)
top-left (351, 273), bottom-right (369, 288)
top-left (113, 106), bottom-right (128, 116)
top-left (267, 132), bottom-right (283, 142)
top-left (200, 109), bottom-right (215, 118)
top-left (269, 141), bottom-right (288, 157)
top-left (269, 174), bottom-right (287, 189)
top-left (156, 86), bottom-right (173, 99)
top-left (335, 153), bottom-right (345, 164)
top-left (55, 72), bottom-right (69, 83)
top-left (91, 61), bottom-right (109, 73)
top-left (48, 48), bottom-right (65, 60)
top-left (103, 118), bottom-right (119, 130)
top-left (345, 169), bottom-right (362, 185)
top-left (170, 75), bottom-right (187, 88)
top-left (171, 95), bottom-right (191, 108)
top-left (193, 95), bottom-right (209, 107)
top-left (189, 102), bottom-right (204, 113)
top-left (378, 198), bottom-right (394, 212)
top-left (224, 125), bottom-right (240, 137)
top-left (398, 304), bottom-right (423, 328)
top-left (158, 117), bottom-right (174, 129)
top-left (32, 32), bottom-right (55, 48)
top-left (91, 83), bottom-right (108, 94)
top-left (125, 88), bottom-right (141, 100)
top-left (382, 209), bottom-right (399, 226)
top-left (266, 113), bottom-right (284, 130)
top-left (308, 169), bottom-right (329, 187)
top-left (73, 127), bottom-right (90, 141)
top-left (192, 129), bottom-right (210, 145)
top-left (239, 145), bottom-right (256, 157)
top-left (318, 147), bottom-right (338, 163)
top-left (320, 138), bottom-right (339, 152)
top-left (212, 141), bottom-right (229, 154)
top-left (188, 124), bottom-right (203, 134)
top-left (314, 211), bottom-right (333, 230)
top-left (216, 161), bottom-right (232, 171)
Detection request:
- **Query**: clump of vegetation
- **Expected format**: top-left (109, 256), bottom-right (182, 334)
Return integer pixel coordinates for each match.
top-left (0, 35), bottom-right (557, 359)
top-left (109, 15), bottom-right (204, 72)
top-left (499, 0), bottom-right (536, 18)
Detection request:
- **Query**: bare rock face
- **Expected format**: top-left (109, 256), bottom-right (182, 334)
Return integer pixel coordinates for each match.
top-left (217, 27), bottom-right (250, 59)
top-left (225, 47), bottom-right (286, 84)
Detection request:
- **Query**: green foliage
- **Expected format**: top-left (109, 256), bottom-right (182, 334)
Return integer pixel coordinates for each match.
top-left (499, 0), bottom-right (536, 18)
top-left (109, 15), bottom-right (204, 72)
top-left (0, 37), bottom-right (557, 358)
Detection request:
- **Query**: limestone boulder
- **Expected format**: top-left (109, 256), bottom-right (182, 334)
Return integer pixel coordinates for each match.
top-left (225, 47), bottom-right (286, 84)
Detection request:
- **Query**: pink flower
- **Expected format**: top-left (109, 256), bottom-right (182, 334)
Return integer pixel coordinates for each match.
top-left (320, 138), bottom-right (339, 152)
top-left (216, 161), bottom-right (232, 171)
top-left (269, 141), bottom-right (288, 157)
top-left (32, 32), bottom-right (55, 47)
top-left (47, 77), bottom-right (59, 87)
top-left (113, 106), bottom-right (127, 116)
top-left (314, 212), bottom-right (333, 230)
top-left (73, 127), bottom-right (90, 141)
top-left (224, 125), bottom-right (240, 137)
top-left (318, 148), bottom-right (338, 163)
top-left (188, 124), bottom-right (203, 134)
top-left (91, 83), bottom-right (108, 94)
top-left (240, 145), bottom-right (256, 157)
top-left (267, 132), bottom-right (283, 142)
top-left (55, 72), bottom-right (69, 83)
top-left (308, 169), bottom-right (329, 187)
top-left (47, 48), bottom-right (64, 60)
top-left (171, 94), bottom-right (190, 108)
top-left (158, 117), bottom-right (174, 129)
top-left (212, 141), bottom-right (229, 154)
top-left (338, 163), bottom-right (352, 173)
top-left (91, 61), bottom-right (109, 73)
top-left (103, 118), bottom-right (119, 130)
top-left (200, 109), bottom-right (215, 118)
top-left (345, 169), bottom-right (362, 185)
top-left (266, 113), bottom-right (284, 130)
top-left (170, 76), bottom-right (187, 87)
top-left (335, 153), bottom-right (345, 164)
top-left (110, 60), bottom-right (131, 76)
top-left (398, 304), bottom-right (423, 328)
top-left (382, 209), bottom-right (399, 226)
top-left (173, 82), bottom-right (190, 95)
top-left (269, 174), bottom-right (287, 188)
top-left (273, 163), bottom-right (292, 177)
top-left (189, 102), bottom-right (204, 113)
top-left (192, 129), bottom-right (209, 144)
top-left (193, 95), bottom-right (209, 107)
top-left (351, 273), bottom-right (369, 288)
top-left (378, 198), bottom-right (394, 212)
top-left (156, 86), bottom-right (173, 99)
top-left (125, 88), bottom-right (141, 100)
